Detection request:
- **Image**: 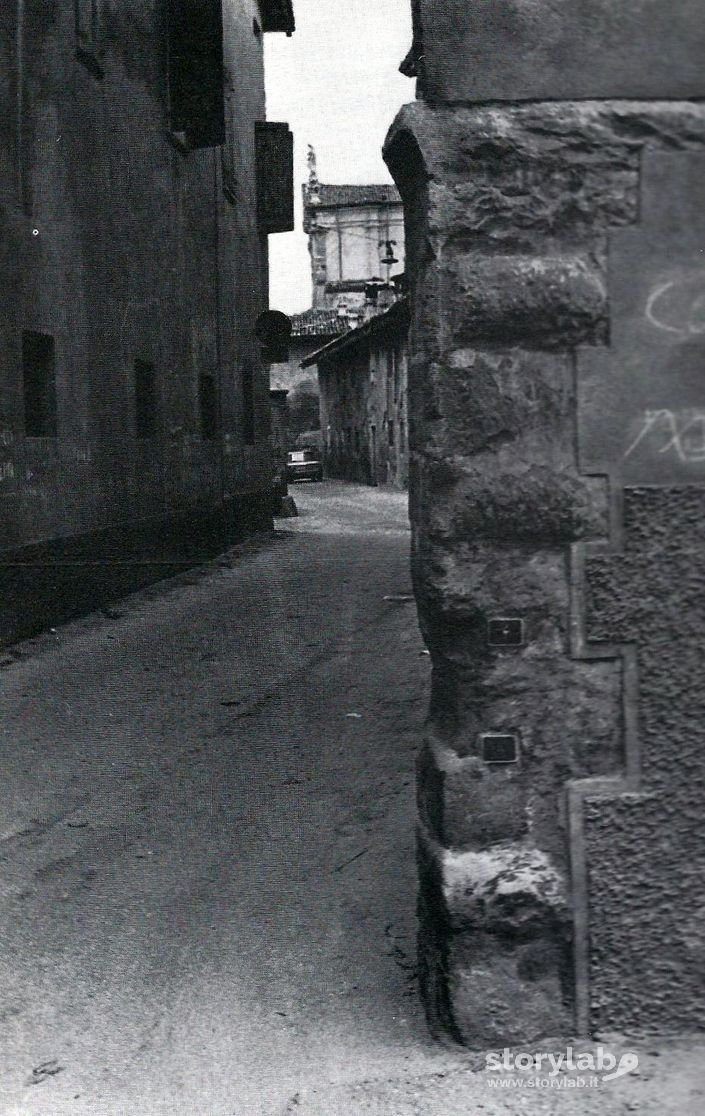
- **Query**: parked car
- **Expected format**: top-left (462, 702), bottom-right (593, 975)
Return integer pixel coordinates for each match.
top-left (286, 447), bottom-right (323, 483)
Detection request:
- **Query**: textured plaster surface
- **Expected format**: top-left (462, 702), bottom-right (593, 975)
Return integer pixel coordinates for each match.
top-left (412, 0), bottom-right (705, 103)
top-left (417, 826), bottom-right (573, 1045)
top-left (582, 487), bottom-right (705, 1033)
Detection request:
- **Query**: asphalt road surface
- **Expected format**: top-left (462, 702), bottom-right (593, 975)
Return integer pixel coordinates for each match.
top-left (0, 481), bottom-right (455, 1114)
top-left (2, 481), bottom-right (704, 1114)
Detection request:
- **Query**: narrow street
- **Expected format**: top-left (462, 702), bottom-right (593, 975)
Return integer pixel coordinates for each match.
top-left (2, 480), bottom-right (705, 1115)
top-left (0, 481), bottom-right (452, 1113)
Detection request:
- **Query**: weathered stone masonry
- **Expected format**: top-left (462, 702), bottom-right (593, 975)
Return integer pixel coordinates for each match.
top-left (385, 96), bottom-right (705, 1043)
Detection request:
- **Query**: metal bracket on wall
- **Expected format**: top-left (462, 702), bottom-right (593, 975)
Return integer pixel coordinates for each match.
top-left (479, 731), bottom-right (521, 764)
top-left (487, 616), bottom-right (525, 647)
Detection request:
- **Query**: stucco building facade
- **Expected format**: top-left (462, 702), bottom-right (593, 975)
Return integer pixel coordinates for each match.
top-left (302, 167), bottom-right (405, 315)
top-left (0, 0), bottom-right (294, 643)
top-left (304, 300), bottom-right (409, 488)
top-left (385, 0), bottom-right (705, 1047)
top-left (271, 168), bottom-right (407, 451)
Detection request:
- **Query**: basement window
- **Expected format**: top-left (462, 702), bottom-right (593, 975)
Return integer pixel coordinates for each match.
top-left (199, 373), bottom-right (219, 440)
top-left (75, 0), bottom-right (105, 77)
top-left (134, 360), bottom-right (157, 439)
top-left (22, 330), bottom-right (57, 438)
top-left (167, 0), bottom-right (225, 150)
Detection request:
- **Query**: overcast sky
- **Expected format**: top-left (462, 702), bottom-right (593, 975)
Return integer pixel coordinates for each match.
top-left (264, 0), bottom-right (413, 314)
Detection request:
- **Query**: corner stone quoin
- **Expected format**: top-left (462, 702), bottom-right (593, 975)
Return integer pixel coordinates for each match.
top-left (384, 77), bottom-right (705, 1045)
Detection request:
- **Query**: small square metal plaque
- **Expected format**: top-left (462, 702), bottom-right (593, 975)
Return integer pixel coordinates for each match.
top-left (487, 617), bottom-right (525, 647)
top-left (480, 732), bottom-right (520, 764)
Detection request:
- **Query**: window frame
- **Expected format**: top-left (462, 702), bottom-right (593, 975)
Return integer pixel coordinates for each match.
top-left (134, 359), bottom-right (158, 440)
top-left (22, 330), bottom-right (57, 439)
top-left (198, 372), bottom-right (220, 441)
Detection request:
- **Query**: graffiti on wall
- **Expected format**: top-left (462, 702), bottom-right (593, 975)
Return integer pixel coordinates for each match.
top-left (625, 408), bottom-right (705, 465)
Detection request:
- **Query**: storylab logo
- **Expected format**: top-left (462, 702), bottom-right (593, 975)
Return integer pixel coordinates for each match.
top-left (485, 1045), bottom-right (640, 1089)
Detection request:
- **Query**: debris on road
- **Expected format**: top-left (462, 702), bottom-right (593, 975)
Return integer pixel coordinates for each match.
top-left (28, 1060), bottom-right (63, 1086)
top-left (333, 848), bottom-right (369, 873)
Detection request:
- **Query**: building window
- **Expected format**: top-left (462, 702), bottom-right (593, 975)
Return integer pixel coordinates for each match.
top-left (199, 373), bottom-right (219, 440)
top-left (167, 0), bottom-right (225, 150)
top-left (75, 0), bottom-right (104, 77)
top-left (354, 429), bottom-right (361, 453)
top-left (242, 367), bottom-right (255, 445)
top-left (388, 419), bottom-right (395, 446)
top-left (134, 360), bottom-right (157, 439)
top-left (22, 331), bottom-right (57, 438)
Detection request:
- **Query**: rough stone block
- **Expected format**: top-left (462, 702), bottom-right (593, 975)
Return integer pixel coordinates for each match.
top-left (418, 828), bottom-right (573, 1044)
top-left (423, 348), bottom-right (584, 459)
top-left (426, 463), bottom-right (606, 548)
top-left (386, 102), bottom-right (705, 204)
top-left (448, 255), bottom-right (606, 348)
top-left (418, 733), bottom-right (528, 849)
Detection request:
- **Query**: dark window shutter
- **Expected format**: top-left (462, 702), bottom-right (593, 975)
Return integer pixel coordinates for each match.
top-left (168, 0), bottom-right (225, 149)
top-left (259, 1), bottom-right (295, 34)
top-left (255, 122), bottom-right (294, 233)
top-left (22, 331), bottom-right (57, 438)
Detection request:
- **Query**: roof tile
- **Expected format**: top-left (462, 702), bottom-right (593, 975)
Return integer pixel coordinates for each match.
top-left (303, 183), bottom-right (401, 209)
top-left (291, 308), bottom-right (349, 337)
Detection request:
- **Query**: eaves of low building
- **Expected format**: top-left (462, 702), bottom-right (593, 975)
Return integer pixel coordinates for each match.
top-left (300, 299), bottom-right (410, 370)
